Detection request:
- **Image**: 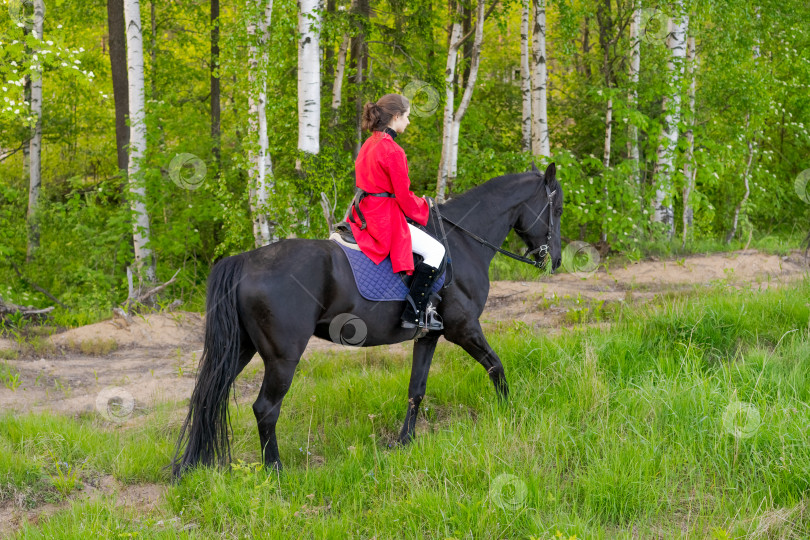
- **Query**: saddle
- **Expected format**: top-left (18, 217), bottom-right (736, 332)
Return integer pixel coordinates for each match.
top-left (331, 221), bottom-right (363, 251)
top-left (330, 221), bottom-right (446, 302)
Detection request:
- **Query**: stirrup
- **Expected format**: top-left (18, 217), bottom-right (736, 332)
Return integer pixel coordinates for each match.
top-left (422, 302), bottom-right (443, 331)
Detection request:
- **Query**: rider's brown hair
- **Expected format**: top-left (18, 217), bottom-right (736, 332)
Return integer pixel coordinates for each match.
top-left (361, 93), bottom-right (410, 132)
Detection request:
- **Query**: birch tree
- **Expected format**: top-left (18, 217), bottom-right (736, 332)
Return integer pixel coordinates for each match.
top-left (531, 0), bottom-right (550, 157)
top-left (298, 0), bottom-right (322, 167)
top-left (331, 34), bottom-right (350, 125)
top-left (727, 7), bottom-right (761, 243)
top-left (652, 3), bottom-right (688, 236)
top-left (681, 36), bottom-right (697, 248)
top-left (124, 0), bottom-right (156, 284)
top-left (447, 0), bottom-right (486, 192)
top-left (247, 0), bottom-right (276, 247)
top-left (520, 0), bottom-right (532, 151)
top-left (436, 0), bottom-right (489, 202)
top-left (596, 0), bottom-right (617, 244)
top-left (25, 0), bottom-right (44, 261)
top-left (435, 3), bottom-right (464, 203)
top-left (627, 4), bottom-right (641, 186)
top-left (597, 0), bottom-right (614, 170)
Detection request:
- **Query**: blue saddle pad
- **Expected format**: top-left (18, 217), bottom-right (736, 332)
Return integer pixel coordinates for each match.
top-left (334, 241), bottom-right (445, 301)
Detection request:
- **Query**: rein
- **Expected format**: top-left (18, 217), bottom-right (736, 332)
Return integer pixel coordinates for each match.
top-left (428, 184), bottom-right (556, 272)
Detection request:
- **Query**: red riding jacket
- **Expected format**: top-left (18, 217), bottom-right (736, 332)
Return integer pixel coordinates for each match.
top-left (348, 130), bottom-right (429, 275)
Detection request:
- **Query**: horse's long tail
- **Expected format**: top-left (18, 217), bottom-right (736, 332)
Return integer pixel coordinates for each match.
top-left (172, 254), bottom-right (245, 479)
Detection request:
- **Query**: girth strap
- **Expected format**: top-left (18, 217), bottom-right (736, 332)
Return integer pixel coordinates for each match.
top-left (348, 190), bottom-right (396, 230)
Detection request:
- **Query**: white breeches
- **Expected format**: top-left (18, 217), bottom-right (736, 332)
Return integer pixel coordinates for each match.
top-left (408, 224), bottom-right (445, 268)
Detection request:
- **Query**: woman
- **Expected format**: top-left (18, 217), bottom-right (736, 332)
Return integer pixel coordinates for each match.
top-left (347, 93), bottom-right (446, 331)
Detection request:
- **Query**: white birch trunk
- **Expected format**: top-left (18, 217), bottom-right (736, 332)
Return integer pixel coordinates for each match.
top-left (727, 8), bottom-right (760, 244)
top-left (682, 35), bottom-right (697, 248)
top-left (297, 0), bottom-right (322, 160)
top-left (531, 0), bottom-right (550, 157)
top-left (124, 0), bottom-right (156, 284)
top-left (627, 5), bottom-right (641, 186)
top-left (652, 5), bottom-right (688, 236)
top-left (449, 120), bottom-right (461, 182)
top-left (435, 7), bottom-right (464, 203)
top-left (603, 98), bottom-right (612, 168)
top-left (247, 7), bottom-right (260, 245)
top-left (520, 0), bottom-right (532, 151)
top-left (447, 0), bottom-right (486, 189)
top-left (601, 96), bottom-right (612, 243)
top-left (247, 0), bottom-right (275, 247)
top-left (331, 34), bottom-right (350, 124)
top-left (26, 0), bottom-right (45, 261)
top-left (726, 137), bottom-right (754, 243)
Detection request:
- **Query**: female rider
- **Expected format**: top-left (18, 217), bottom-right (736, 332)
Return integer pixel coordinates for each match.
top-left (347, 93), bottom-right (445, 331)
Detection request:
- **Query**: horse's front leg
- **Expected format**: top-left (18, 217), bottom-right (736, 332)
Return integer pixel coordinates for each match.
top-left (397, 333), bottom-right (440, 444)
top-left (446, 321), bottom-right (509, 401)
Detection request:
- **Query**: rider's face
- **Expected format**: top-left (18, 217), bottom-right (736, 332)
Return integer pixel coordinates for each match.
top-left (391, 108), bottom-right (411, 134)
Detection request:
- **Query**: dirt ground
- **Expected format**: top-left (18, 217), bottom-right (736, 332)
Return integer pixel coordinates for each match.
top-left (0, 249), bottom-right (807, 534)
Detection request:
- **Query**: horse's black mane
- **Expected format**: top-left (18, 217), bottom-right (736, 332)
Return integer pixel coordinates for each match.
top-left (445, 172), bottom-right (527, 203)
top-left (440, 170), bottom-right (558, 212)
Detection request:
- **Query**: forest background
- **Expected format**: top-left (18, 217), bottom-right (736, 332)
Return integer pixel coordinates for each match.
top-left (1, 0), bottom-right (809, 324)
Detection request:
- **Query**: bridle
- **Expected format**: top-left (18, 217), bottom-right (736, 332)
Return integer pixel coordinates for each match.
top-left (429, 183), bottom-right (557, 272)
top-left (514, 184), bottom-right (557, 263)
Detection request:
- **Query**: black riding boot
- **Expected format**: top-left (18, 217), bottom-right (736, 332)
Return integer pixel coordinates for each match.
top-left (401, 262), bottom-right (444, 331)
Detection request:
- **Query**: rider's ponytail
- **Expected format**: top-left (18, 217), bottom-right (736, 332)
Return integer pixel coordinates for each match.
top-left (362, 94), bottom-right (410, 132)
top-left (361, 102), bottom-right (382, 131)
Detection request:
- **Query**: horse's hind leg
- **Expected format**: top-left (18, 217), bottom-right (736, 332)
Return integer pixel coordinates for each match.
top-left (243, 313), bottom-right (311, 470)
top-left (252, 355), bottom-right (301, 470)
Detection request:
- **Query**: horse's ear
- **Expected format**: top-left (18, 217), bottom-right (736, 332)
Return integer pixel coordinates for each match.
top-left (531, 161), bottom-right (541, 175)
top-left (543, 162), bottom-right (557, 184)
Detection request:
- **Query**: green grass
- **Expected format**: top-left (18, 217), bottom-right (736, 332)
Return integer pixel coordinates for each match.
top-left (3, 279), bottom-right (810, 538)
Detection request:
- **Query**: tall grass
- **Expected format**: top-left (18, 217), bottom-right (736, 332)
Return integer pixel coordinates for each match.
top-left (4, 279), bottom-right (810, 538)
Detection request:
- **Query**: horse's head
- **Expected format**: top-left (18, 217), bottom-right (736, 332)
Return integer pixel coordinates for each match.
top-left (514, 162), bottom-right (563, 272)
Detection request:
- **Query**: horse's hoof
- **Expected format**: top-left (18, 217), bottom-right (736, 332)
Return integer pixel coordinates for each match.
top-left (395, 434), bottom-right (413, 447)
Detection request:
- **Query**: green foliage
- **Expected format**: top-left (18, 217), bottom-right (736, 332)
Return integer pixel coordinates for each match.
top-left (0, 361), bottom-right (21, 390)
top-left (1, 0), bottom-right (809, 318)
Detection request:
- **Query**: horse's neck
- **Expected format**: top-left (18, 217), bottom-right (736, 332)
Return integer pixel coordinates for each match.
top-left (439, 177), bottom-right (529, 248)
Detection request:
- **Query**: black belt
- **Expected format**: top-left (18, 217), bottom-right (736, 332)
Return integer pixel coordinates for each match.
top-left (348, 190), bottom-right (396, 230)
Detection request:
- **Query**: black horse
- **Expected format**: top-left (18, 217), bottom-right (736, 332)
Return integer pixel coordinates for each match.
top-left (171, 162), bottom-right (563, 478)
